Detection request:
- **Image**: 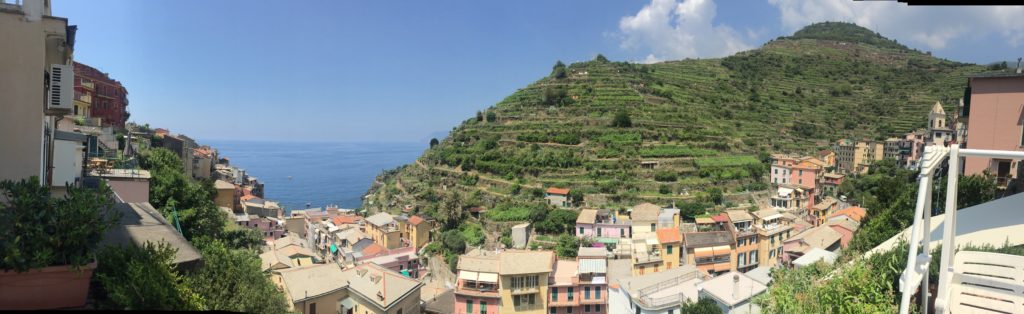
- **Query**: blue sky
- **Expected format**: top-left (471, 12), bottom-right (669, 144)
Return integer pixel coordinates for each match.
top-left (55, 0), bottom-right (1024, 143)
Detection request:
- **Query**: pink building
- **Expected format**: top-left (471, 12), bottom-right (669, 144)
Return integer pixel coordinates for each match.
top-left (575, 209), bottom-right (631, 245)
top-left (357, 246), bottom-right (422, 278)
top-left (455, 250), bottom-right (501, 314)
top-left (962, 72), bottom-right (1024, 186)
top-left (234, 214), bottom-right (286, 240)
top-left (549, 248), bottom-right (608, 314)
top-left (770, 154), bottom-right (824, 210)
top-left (826, 218), bottom-right (859, 248)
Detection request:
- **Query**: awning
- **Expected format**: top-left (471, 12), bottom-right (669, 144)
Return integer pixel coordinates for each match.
top-left (712, 245), bottom-right (731, 256)
top-left (478, 272), bottom-right (499, 283)
top-left (400, 269), bottom-right (411, 277)
top-left (694, 247), bottom-right (714, 258)
top-left (763, 213), bottom-right (783, 221)
top-left (578, 259), bottom-right (607, 274)
top-left (330, 244), bottom-right (338, 254)
top-left (595, 237), bottom-right (620, 244)
top-left (340, 297), bottom-right (356, 309)
top-left (458, 271), bottom-right (479, 281)
top-left (777, 187), bottom-right (794, 197)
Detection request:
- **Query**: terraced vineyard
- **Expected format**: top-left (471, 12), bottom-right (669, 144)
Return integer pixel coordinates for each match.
top-left (363, 22), bottom-right (985, 222)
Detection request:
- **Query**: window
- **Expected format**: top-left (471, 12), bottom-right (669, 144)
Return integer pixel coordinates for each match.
top-left (567, 287), bottom-right (574, 301)
top-left (467, 301), bottom-right (473, 313)
top-left (596, 288), bottom-right (601, 299)
top-left (650, 223), bottom-right (655, 230)
top-left (585, 305), bottom-right (591, 312)
top-left (552, 287), bottom-right (558, 301)
top-left (597, 227), bottom-right (602, 236)
top-left (309, 302), bottom-right (316, 314)
top-left (514, 295), bottom-right (521, 307)
top-left (669, 310), bottom-right (674, 314)
top-left (595, 305), bottom-right (601, 312)
top-left (550, 308), bottom-right (556, 314)
top-left (769, 250), bottom-right (774, 258)
top-left (579, 227), bottom-right (584, 234)
top-left (584, 286), bottom-right (590, 299)
top-left (529, 294), bottom-right (535, 305)
top-left (738, 252), bottom-right (745, 266)
top-left (620, 229), bottom-right (625, 237)
top-left (479, 301), bottom-right (486, 314)
top-left (667, 245), bottom-right (673, 254)
top-left (567, 308), bottom-right (573, 314)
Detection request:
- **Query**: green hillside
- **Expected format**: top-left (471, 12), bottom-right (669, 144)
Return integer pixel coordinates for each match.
top-left (363, 22), bottom-right (983, 222)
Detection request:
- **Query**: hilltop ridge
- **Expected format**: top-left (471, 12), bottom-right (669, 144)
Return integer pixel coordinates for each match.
top-left (362, 23), bottom-right (985, 224)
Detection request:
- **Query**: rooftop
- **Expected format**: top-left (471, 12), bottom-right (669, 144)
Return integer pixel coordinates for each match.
top-left (787, 226), bottom-right (842, 252)
top-left (88, 168), bottom-right (151, 180)
top-left (546, 187), bottom-right (570, 195)
top-left (683, 231), bottom-right (734, 248)
top-left (213, 179), bottom-right (234, 190)
top-left (458, 249), bottom-right (501, 273)
top-left (550, 260), bottom-right (579, 286)
top-left (577, 247), bottom-right (608, 258)
top-left (276, 264), bottom-right (351, 302)
top-left (829, 206), bottom-right (866, 222)
top-left (619, 264), bottom-right (704, 310)
top-left (101, 202), bottom-right (202, 268)
top-left (792, 248), bottom-right (838, 267)
top-left (576, 209), bottom-right (598, 224)
top-left (498, 250), bottom-right (554, 275)
top-left (366, 212), bottom-right (395, 227)
top-left (346, 263), bottom-right (423, 309)
top-left (631, 203), bottom-right (662, 222)
top-left (698, 271), bottom-right (767, 307)
top-left (656, 228), bottom-right (682, 244)
top-left (725, 210), bottom-right (753, 223)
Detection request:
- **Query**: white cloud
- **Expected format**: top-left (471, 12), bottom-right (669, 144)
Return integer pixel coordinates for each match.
top-left (618, 0), bottom-right (752, 61)
top-left (767, 0), bottom-right (1024, 50)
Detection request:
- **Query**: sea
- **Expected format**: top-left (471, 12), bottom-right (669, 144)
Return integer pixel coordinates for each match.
top-left (205, 140), bottom-right (426, 214)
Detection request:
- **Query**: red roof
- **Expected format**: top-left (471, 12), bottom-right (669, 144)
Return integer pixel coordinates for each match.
top-left (332, 215), bottom-right (361, 225)
top-left (711, 213), bottom-right (729, 223)
top-left (818, 150), bottom-right (832, 156)
top-left (546, 187), bottom-right (570, 195)
top-left (829, 206), bottom-right (866, 222)
top-left (362, 243), bottom-right (385, 256)
top-left (240, 195), bottom-right (257, 202)
top-left (468, 206), bottom-right (487, 213)
top-left (656, 228), bottom-right (682, 243)
top-left (409, 215), bottom-right (425, 225)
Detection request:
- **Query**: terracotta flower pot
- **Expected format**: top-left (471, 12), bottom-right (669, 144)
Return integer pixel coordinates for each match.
top-left (0, 261), bottom-right (97, 310)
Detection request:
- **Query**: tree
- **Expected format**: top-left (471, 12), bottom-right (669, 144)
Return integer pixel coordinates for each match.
top-left (476, 111), bottom-right (484, 122)
top-left (679, 298), bottom-right (723, 314)
top-left (707, 187), bottom-right (724, 205)
top-left (94, 243), bottom-right (204, 310)
top-left (486, 111), bottom-right (497, 122)
top-left (440, 230), bottom-right (467, 254)
top-left (551, 60), bottom-right (567, 79)
top-left (611, 110), bottom-right (632, 128)
top-left (429, 138), bottom-right (439, 148)
top-left (184, 240), bottom-right (289, 314)
top-left (555, 234), bottom-right (588, 258)
top-left (594, 54), bottom-right (609, 62)
top-left (221, 228), bottom-right (266, 251)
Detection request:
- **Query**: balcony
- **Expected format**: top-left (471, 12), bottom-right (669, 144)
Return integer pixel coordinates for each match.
top-left (509, 285), bottom-right (540, 295)
top-left (455, 280), bottom-right (499, 298)
top-left (548, 294), bottom-right (579, 307)
top-left (897, 146), bottom-right (1024, 314)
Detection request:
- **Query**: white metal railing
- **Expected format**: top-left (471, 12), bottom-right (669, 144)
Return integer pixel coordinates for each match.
top-left (898, 145), bottom-right (1024, 314)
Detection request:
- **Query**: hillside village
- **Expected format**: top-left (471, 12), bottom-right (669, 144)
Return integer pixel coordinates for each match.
top-left (4, 1), bottom-right (1024, 313)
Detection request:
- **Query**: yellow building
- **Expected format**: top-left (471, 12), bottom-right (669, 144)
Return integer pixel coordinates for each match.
top-left (751, 209), bottom-right (793, 268)
top-left (630, 235), bottom-right (663, 276)
top-left (273, 263), bottom-right (423, 314)
top-left (498, 250), bottom-right (554, 314)
top-left (366, 212), bottom-right (403, 249)
top-left (399, 214), bottom-right (432, 249)
top-left (725, 210), bottom-right (760, 272)
top-left (810, 196), bottom-right (839, 226)
top-left (213, 180), bottom-right (237, 210)
top-left (655, 228), bottom-right (682, 271)
top-left (682, 230), bottom-right (736, 276)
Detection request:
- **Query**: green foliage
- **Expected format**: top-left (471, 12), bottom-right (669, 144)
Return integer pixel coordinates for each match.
top-left (517, 131), bottom-right (582, 145)
top-left (542, 86), bottom-right (572, 107)
top-left (935, 174), bottom-right (997, 213)
top-left (551, 60), bottom-right (567, 79)
top-left (680, 298), bottom-right (724, 314)
top-left (441, 230), bottom-right (468, 254)
top-left (140, 148), bottom-right (224, 240)
top-left (484, 203), bottom-right (535, 222)
top-left (654, 170), bottom-right (678, 182)
top-left (460, 223), bottom-right (486, 246)
top-left (594, 54), bottom-right (609, 62)
top-left (706, 187), bottom-right (724, 205)
top-left (611, 110), bottom-right (632, 128)
top-left (429, 138), bottom-right (440, 148)
top-left (757, 254), bottom-right (899, 313)
top-left (789, 21), bottom-right (908, 50)
top-left (0, 177), bottom-right (119, 272)
top-left (534, 209), bottom-right (579, 234)
top-left (555, 234), bottom-right (592, 258)
top-left (486, 111), bottom-right (497, 122)
top-left (185, 240), bottom-right (289, 314)
top-left (221, 228), bottom-right (267, 251)
top-left (639, 145), bottom-right (718, 158)
top-left (94, 243), bottom-right (203, 310)
top-left (659, 184), bottom-right (672, 195)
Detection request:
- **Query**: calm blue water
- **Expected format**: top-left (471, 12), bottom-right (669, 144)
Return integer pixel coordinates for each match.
top-left (205, 140), bottom-right (426, 212)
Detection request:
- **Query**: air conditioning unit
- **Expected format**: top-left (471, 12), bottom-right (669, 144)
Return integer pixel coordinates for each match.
top-left (46, 63), bottom-right (74, 113)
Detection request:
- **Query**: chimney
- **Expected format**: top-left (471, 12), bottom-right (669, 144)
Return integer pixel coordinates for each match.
top-left (732, 274), bottom-right (741, 300)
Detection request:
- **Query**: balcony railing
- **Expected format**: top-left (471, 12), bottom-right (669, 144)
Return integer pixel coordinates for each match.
top-left (897, 146), bottom-right (1024, 314)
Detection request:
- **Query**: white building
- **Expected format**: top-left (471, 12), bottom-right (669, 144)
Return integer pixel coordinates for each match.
top-left (697, 271), bottom-right (768, 314)
top-left (609, 264), bottom-right (706, 314)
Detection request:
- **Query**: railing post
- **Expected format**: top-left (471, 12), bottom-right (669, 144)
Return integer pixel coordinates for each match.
top-left (934, 146), bottom-right (960, 314)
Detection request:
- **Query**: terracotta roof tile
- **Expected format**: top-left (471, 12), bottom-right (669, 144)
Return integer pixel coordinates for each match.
top-left (362, 243), bottom-right (385, 256)
top-left (656, 228), bottom-right (681, 243)
top-left (829, 206), bottom-right (866, 222)
top-left (546, 187), bottom-right (570, 195)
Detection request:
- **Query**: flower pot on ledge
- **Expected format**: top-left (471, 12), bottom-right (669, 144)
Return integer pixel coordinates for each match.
top-left (0, 261), bottom-right (97, 310)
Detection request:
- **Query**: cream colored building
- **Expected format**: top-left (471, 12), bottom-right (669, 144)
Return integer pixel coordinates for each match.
top-left (273, 263), bottom-right (423, 314)
top-left (0, 0), bottom-right (75, 185)
top-left (499, 250), bottom-right (555, 314)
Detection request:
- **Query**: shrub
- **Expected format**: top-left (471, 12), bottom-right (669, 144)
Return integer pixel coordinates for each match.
top-left (611, 110), bottom-right (632, 127)
top-left (0, 177), bottom-right (119, 272)
top-left (654, 170), bottom-right (678, 182)
top-left (94, 243), bottom-right (204, 310)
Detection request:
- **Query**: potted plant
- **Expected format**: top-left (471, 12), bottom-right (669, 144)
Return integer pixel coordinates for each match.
top-left (0, 176), bottom-right (118, 310)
